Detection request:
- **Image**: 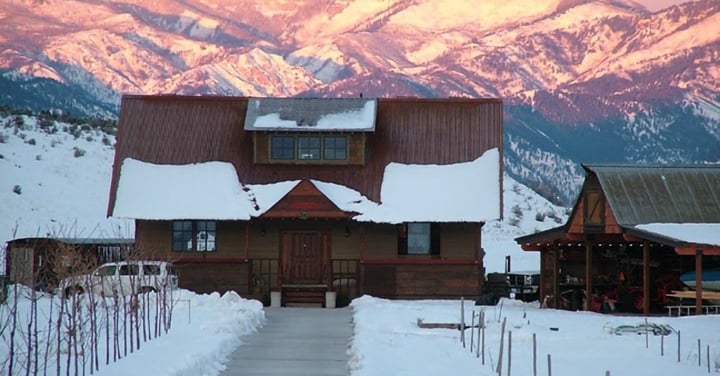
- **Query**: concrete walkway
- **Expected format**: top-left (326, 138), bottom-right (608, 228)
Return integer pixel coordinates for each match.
top-left (219, 307), bottom-right (353, 376)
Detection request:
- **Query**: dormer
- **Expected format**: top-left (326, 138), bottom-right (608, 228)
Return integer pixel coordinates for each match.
top-left (244, 98), bottom-right (376, 165)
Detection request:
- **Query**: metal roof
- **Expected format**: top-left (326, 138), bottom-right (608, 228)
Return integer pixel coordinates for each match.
top-left (244, 97), bottom-right (376, 132)
top-left (584, 164), bottom-right (720, 226)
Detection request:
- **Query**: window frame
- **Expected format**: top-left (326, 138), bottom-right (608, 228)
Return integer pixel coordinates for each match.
top-left (297, 135), bottom-right (322, 160)
top-left (323, 136), bottom-right (348, 160)
top-left (172, 220), bottom-right (217, 252)
top-left (270, 135), bottom-right (296, 160)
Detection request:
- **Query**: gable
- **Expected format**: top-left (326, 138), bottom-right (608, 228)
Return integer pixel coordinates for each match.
top-left (261, 180), bottom-right (350, 219)
top-left (586, 164), bottom-right (720, 225)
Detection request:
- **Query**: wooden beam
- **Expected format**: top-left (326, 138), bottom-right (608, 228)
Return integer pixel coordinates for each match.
top-left (696, 249), bottom-right (703, 315)
top-left (244, 221), bottom-right (250, 261)
top-left (676, 245), bottom-right (720, 256)
top-left (585, 242), bottom-right (593, 311)
top-left (643, 241), bottom-right (650, 315)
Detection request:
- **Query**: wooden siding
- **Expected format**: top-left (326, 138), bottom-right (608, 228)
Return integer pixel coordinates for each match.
top-left (109, 96), bottom-right (503, 214)
top-left (253, 133), bottom-right (365, 165)
top-left (135, 220), bottom-right (247, 260)
top-left (362, 264), bottom-right (481, 298)
top-left (439, 223), bottom-right (480, 259)
top-left (361, 223), bottom-right (398, 259)
top-left (175, 262), bottom-right (250, 294)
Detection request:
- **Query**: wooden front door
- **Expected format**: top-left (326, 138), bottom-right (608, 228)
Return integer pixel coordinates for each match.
top-left (282, 231), bottom-right (326, 284)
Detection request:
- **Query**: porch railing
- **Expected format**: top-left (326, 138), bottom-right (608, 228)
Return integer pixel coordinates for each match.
top-left (331, 259), bottom-right (360, 302)
top-left (250, 258), bottom-right (279, 297)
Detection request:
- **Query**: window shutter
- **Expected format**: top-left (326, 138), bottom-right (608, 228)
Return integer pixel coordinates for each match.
top-left (430, 223), bottom-right (441, 256)
top-left (397, 224), bottom-right (407, 255)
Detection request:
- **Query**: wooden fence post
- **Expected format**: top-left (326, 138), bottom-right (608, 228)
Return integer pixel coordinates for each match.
top-left (461, 297), bottom-right (465, 348)
top-left (547, 354), bottom-right (552, 376)
top-left (508, 331), bottom-right (512, 376)
top-left (533, 333), bottom-right (537, 376)
top-left (678, 331), bottom-right (681, 363)
top-left (496, 317), bottom-right (507, 375)
top-left (698, 339), bottom-right (702, 367)
top-left (470, 311), bottom-right (476, 352)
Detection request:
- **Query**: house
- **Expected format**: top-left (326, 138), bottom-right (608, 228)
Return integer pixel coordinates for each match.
top-left (107, 96), bottom-right (503, 306)
top-left (5, 237), bottom-right (134, 290)
top-left (516, 164), bottom-right (720, 314)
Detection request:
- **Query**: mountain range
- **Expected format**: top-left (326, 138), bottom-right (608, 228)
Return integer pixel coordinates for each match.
top-left (1, 0), bottom-right (719, 204)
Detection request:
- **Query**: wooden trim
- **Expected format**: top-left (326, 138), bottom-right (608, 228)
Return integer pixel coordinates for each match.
top-left (585, 242), bottom-right (593, 312)
top-left (696, 249), bottom-right (703, 315)
top-left (174, 257), bottom-right (249, 264)
top-left (676, 245), bottom-right (720, 256)
top-left (643, 241), bottom-right (650, 314)
top-left (361, 258), bottom-right (479, 265)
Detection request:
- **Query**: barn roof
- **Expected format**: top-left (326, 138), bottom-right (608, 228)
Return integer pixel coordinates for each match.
top-left (244, 98), bottom-right (376, 132)
top-left (584, 164), bottom-right (720, 226)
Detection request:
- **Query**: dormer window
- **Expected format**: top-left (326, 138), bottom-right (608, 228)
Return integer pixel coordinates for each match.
top-left (268, 134), bottom-right (348, 162)
top-left (245, 98), bottom-right (376, 165)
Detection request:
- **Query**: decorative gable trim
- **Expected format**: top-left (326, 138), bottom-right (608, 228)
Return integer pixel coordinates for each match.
top-left (260, 179), bottom-right (352, 219)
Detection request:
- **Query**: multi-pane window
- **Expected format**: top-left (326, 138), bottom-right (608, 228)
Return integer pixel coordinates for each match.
top-left (196, 221), bottom-right (216, 252)
top-left (270, 135), bottom-right (295, 160)
top-left (298, 136), bottom-right (321, 160)
top-left (323, 136), bottom-right (348, 160)
top-left (173, 220), bottom-right (216, 252)
top-left (269, 135), bottom-right (348, 162)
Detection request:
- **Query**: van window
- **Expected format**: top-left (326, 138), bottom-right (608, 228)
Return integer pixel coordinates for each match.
top-left (143, 264), bottom-right (161, 275)
top-left (119, 264), bottom-right (139, 276)
top-left (94, 265), bottom-right (117, 277)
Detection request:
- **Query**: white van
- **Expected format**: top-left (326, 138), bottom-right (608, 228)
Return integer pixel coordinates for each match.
top-left (60, 260), bottom-right (178, 297)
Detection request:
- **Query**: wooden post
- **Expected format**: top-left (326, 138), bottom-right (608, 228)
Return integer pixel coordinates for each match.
top-left (460, 297), bottom-right (465, 347)
top-left (661, 332), bottom-right (664, 356)
top-left (508, 331), bottom-right (512, 376)
top-left (642, 242), bottom-right (650, 315)
top-left (470, 311), bottom-right (475, 352)
top-left (707, 345), bottom-right (711, 374)
top-left (552, 245), bottom-right (559, 308)
top-left (532, 333), bottom-right (537, 376)
top-left (547, 354), bottom-right (552, 376)
top-left (585, 242), bottom-right (593, 311)
top-left (481, 323), bottom-right (485, 364)
top-left (496, 317), bottom-right (507, 375)
top-left (645, 318), bottom-right (649, 349)
top-left (244, 221), bottom-right (250, 260)
top-left (698, 339), bottom-right (701, 367)
top-left (696, 249), bottom-right (703, 315)
top-left (677, 331), bottom-right (681, 363)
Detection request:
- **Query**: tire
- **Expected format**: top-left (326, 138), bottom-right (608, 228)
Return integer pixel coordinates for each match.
top-left (64, 285), bottom-right (84, 297)
top-left (139, 286), bottom-right (157, 294)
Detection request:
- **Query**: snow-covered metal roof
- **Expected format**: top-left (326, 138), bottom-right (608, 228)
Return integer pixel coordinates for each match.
top-left (244, 97), bottom-right (377, 132)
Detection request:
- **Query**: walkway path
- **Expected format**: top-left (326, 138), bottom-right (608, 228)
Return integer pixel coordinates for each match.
top-left (219, 307), bottom-right (353, 376)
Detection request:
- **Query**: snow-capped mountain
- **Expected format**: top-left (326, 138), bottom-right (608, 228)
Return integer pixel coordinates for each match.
top-left (0, 0), bottom-right (718, 203)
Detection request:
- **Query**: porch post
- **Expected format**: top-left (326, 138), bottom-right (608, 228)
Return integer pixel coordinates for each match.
top-left (642, 241), bottom-right (650, 314)
top-left (695, 248), bottom-right (703, 315)
top-left (585, 242), bottom-right (592, 311)
top-left (552, 243), bottom-right (559, 308)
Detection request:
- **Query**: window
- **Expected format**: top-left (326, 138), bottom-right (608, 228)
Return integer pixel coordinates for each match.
top-left (173, 220), bottom-right (217, 252)
top-left (119, 264), bottom-right (139, 276)
top-left (143, 264), bottom-right (161, 275)
top-left (407, 223), bottom-right (431, 254)
top-left (398, 223), bottom-right (440, 255)
top-left (324, 136), bottom-right (347, 160)
top-left (268, 135), bottom-right (349, 162)
top-left (196, 221), bottom-right (216, 252)
top-left (93, 265), bottom-right (117, 277)
top-left (298, 136), bottom-right (321, 160)
top-left (270, 135), bottom-right (295, 160)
